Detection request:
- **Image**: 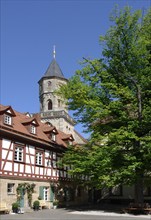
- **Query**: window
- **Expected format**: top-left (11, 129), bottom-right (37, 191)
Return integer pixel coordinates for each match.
top-left (52, 152), bottom-right (56, 159)
top-left (45, 122), bottom-right (52, 127)
top-left (65, 140), bottom-right (72, 146)
top-left (31, 125), bottom-right (36, 134)
top-left (58, 99), bottom-right (61, 107)
top-left (47, 159), bottom-right (52, 167)
top-left (4, 114), bottom-right (12, 125)
top-left (43, 187), bottom-right (49, 201)
top-left (14, 146), bottom-right (23, 162)
top-left (48, 81), bottom-right (51, 87)
top-left (51, 133), bottom-right (56, 141)
top-left (47, 152), bottom-right (52, 167)
top-left (7, 183), bottom-right (15, 194)
top-left (48, 100), bottom-right (52, 110)
top-left (36, 152), bottom-right (43, 165)
top-left (52, 160), bottom-right (56, 168)
top-left (39, 186), bottom-right (49, 201)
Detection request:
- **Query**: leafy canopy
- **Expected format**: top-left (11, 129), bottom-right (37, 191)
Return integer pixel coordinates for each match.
top-left (58, 7), bottom-right (151, 190)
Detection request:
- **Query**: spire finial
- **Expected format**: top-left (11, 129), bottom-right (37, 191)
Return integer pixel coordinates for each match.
top-left (53, 45), bottom-right (56, 59)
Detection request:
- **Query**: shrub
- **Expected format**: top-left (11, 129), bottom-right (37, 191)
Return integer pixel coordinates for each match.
top-left (12, 202), bottom-right (19, 213)
top-left (53, 199), bottom-right (59, 206)
top-left (33, 200), bottom-right (40, 210)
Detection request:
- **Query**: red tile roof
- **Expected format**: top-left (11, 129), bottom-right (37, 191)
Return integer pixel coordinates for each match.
top-left (0, 104), bottom-right (75, 148)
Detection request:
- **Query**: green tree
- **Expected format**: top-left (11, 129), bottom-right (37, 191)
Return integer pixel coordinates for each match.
top-left (59, 7), bottom-right (151, 205)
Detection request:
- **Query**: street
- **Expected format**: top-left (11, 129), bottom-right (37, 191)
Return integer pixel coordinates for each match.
top-left (0, 208), bottom-right (150, 220)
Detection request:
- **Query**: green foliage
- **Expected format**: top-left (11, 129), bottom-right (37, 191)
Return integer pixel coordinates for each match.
top-left (53, 199), bottom-right (59, 206)
top-left (16, 182), bottom-right (36, 207)
top-left (12, 202), bottom-right (19, 213)
top-left (58, 6), bottom-right (151, 203)
top-left (12, 202), bottom-right (19, 209)
top-left (33, 200), bottom-right (40, 209)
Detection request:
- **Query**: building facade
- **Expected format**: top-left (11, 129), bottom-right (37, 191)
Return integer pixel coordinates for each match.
top-left (0, 104), bottom-right (88, 211)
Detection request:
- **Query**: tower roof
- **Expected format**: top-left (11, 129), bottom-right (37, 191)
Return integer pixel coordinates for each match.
top-left (44, 59), bottom-right (65, 79)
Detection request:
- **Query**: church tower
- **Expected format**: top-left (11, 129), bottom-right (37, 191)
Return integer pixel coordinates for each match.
top-left (38, 48), bottom-right (76, 134)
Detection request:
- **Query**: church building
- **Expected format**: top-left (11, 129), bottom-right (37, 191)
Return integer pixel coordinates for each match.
top-left (38, 49), bottom-right (86, 145)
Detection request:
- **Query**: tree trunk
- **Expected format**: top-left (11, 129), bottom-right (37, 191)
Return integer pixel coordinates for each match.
top-left (134, 175), bottom-right (144, 206)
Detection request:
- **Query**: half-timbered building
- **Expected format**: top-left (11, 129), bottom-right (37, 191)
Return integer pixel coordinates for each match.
top-left (0, 104), bottom-right (88, 211)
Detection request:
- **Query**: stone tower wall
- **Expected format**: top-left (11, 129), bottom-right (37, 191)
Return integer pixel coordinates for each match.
top-left (39, 78), bottom-right (67, 113)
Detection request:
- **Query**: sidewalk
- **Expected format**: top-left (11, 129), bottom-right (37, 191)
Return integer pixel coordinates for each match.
top-left (1, 205), bottom-right (151, 220)
top-left (71, 210), bottom-right (151, 219)
top-left (67, 203), bottom-right (151, 219)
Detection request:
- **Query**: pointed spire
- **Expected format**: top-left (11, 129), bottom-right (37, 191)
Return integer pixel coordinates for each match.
top-left (42, 46), bottom-right (67, 80)
top-left (44, 46), bottom-right (65, 79)
top-left (53, 45), bottom-right (56, 59)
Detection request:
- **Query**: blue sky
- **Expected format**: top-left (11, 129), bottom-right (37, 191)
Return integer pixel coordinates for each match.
top-left (1, 0), bottom-right (150, 138)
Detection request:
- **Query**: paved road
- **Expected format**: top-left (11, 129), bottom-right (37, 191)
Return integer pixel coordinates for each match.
top-left (1, 208), bottom-right (151, 220)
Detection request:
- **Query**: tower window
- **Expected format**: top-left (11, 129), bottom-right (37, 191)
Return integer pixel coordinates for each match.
top-left (58, 99), bottom-right (62, 107)
top-left (48, 81), bottom-right (51, 87)
top-left (48, 100), bottom-right (52, 110)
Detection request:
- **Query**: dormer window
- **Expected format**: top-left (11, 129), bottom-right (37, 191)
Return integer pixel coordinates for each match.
top-left (22, 118), bottom-right (38, 135)
top-left (31, 125), bottom-right (36, 134)
top-left (4, 114), bottom-right (12, 125)
top-left (51, 133), bottom-right (56, 141)
top-left (65, 140), bottom-right (72, 146)
top-left (45, 122), bottom-right (52, 127)
top-left (69, 140), bottom-right (73, 145)
top-left (43, 126), bottom-right (58, 141)
top-left (0, 106), bottom-right (15, 126)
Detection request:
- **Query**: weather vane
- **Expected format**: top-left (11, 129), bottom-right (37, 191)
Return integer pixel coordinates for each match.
top-left (53, 45), bottom-right (56, 59)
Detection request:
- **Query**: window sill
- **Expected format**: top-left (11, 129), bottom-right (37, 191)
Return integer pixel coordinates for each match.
top-left (14, 160), bottom-right (25, 164)
top-left (7, 193), bottom-right (15, 195)
top-left (35, 164), bottom-right (44, 167)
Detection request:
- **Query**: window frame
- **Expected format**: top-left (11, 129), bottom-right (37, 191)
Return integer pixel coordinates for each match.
top-left (14, 145), bottom-right (24, 162)
top-left (43, 187), bottom-right (49, 201)
top-left (7, 183), bottom-right (15, 194)
top-left (48, 99), bottom-right (52, 110)
top-left (31, 125), bottom-right (36, 134)
top-left (4, 114), bottom-right (12, 125)
top-left (51, 133), bottom-right (56, 141)
top-left (47, 81), bottom-right (51, 87)
top-left (35, 151), bottom-right (44, 166)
